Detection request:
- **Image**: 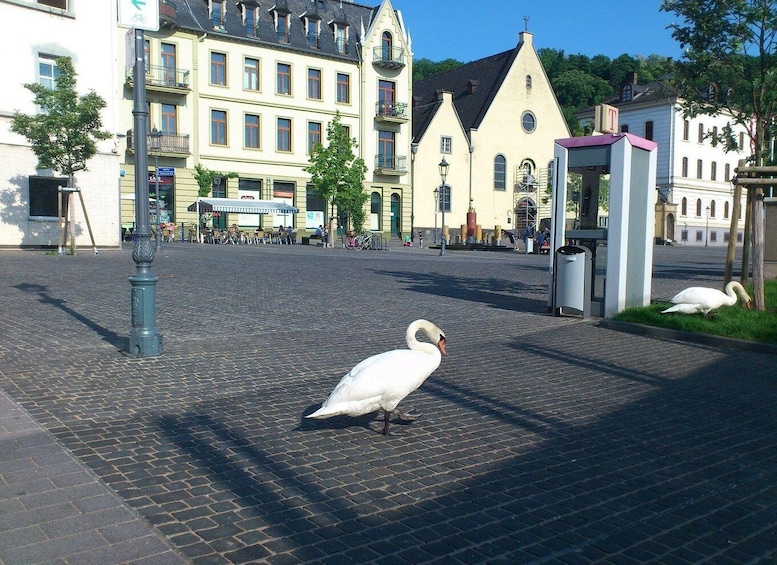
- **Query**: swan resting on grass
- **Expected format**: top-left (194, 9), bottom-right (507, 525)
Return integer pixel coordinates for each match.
top-left (306, 319), bottom-right (446, 435)
top-left (661, 281), bottom-right (752, 316)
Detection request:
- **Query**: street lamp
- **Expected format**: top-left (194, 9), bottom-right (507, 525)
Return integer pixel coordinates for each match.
top-left (149, 127), bottom-right (163, 251)
top-left (439, 157), bottom-right (449, 256)
top-left (433, 187), bottom-right (439, 244)
top-left (705, 205), bottom-right (710, 247)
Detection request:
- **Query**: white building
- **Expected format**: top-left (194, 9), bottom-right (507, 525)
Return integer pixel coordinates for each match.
top-left (577, 78), bottom-right (749, 247)
top-left (0, 0), bottom-right (121, 249)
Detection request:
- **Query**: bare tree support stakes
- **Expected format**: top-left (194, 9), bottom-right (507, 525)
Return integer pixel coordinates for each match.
top-left (58, 186), bottom-right (97, 255)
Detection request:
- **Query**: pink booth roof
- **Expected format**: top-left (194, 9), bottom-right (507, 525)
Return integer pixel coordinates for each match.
top-left (555, 133), bottom-right (657, 152)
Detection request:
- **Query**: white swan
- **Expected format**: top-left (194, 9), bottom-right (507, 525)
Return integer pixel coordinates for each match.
top-left (306, 319), bottom-right (447, 435)
top-left (661, 281), bottom-right (752, 315)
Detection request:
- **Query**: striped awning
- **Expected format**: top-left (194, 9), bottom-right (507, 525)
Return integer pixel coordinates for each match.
top-left (187, 198), bottom-right (299, 214)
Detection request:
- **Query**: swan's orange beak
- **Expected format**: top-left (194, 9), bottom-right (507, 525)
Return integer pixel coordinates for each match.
top-left (745, 300), bottom-right (752, 310)
top-left (438, 336), bottom-right (447, 356)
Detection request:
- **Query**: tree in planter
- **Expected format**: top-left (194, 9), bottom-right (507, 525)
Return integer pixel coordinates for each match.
top-left (304, 112), bottom-right (367, 246)
top-left (192, 164), bottom-right (239, 198)
top-left (11, 56), bottom-right (111, 254)
top-left (661, 0), bottom-right (777, 310)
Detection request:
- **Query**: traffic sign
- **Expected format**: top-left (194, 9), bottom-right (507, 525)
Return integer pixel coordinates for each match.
top-left (118, 0), bottom-right (159, 31)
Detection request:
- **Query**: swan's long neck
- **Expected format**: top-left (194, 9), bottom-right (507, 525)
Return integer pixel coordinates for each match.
top-left (406, 319), bottom-right (442, 356)
top-left (725, 281), bottom-right (747, 306)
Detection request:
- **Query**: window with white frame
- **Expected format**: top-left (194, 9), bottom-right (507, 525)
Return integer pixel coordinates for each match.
top-left (38, 56), bottom-right (60, 89)
top-left (440, 136), bottom-right (452, 154)
top-left (494, 155), bottom-right (507, 190)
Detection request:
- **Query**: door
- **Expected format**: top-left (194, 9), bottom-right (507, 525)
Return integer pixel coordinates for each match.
top-left (390, 193), bottom-right (400, 238)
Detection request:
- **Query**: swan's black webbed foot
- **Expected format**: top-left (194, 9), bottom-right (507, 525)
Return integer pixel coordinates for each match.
top-left (392, 409), bottom-right (423, 421)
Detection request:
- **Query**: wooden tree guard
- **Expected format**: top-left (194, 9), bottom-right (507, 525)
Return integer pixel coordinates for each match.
top-left (58, 186), bottom-right (97, 255)
top-left (731, 163), bottom-right (771, 311)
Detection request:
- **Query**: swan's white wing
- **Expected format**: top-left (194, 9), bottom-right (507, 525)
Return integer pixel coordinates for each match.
top-left (307, 349), bottom-right (439, 418)
top-left (669, 287), bottom-right (725, 305)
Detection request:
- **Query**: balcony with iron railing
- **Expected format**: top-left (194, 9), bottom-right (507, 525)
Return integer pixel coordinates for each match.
top-left (375, 101), bottom-right (408, 123)
top-left (126, 130), bottom-right (190, 156)
top-left (277, 28), bottom-right (290, 43)
top-left (335, 37), bottom-right (349, 55)
top-left (126, 64), bottom-right (190, 92)
top-left (307, 31), bottom-right (320, 49)
top-left (372, 46), bottom-right (405, 69)
top-left (374, 154), bottom-right (408, 175)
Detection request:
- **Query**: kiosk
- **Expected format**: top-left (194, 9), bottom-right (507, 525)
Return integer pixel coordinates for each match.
top-left (549, 133), bottom-right (657, 318)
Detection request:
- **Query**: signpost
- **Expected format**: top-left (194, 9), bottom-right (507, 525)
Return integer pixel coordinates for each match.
top-left (120, 1), bottom-right (162, 356)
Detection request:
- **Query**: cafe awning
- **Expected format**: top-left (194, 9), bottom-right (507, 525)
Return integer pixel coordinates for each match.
top-left (187, 197), bottom-right (299, 214)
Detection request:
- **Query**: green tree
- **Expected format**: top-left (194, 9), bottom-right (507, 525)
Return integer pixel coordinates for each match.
top-left (304, 112), bottom-right (367, 244)
top-left (412, 57), bottom-right (465, 81)
top-left (662, 0), bottom-right (776, 310)
top-left (192, 164), bottom-right (237, 198)
top-left (11, 56), bottom-right (111, 253)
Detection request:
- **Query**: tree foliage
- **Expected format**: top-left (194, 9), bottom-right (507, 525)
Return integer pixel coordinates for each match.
top-left (11, 56), bottom-right (110, 187)
top-left (193, 164), bottom-right (238, 198)
top-left (304, 112), bottom-right (367, 233)
top-left (412, 57), bottom-right (465, 81)
top-left (661, 0), bottom-right (777, 159)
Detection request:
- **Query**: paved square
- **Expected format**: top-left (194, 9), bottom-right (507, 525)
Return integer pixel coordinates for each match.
top-left (0, 244), bottom-right (775, 564)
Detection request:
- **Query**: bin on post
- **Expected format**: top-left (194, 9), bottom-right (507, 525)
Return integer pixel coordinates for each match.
top-left (552, 244), bottom-right (592, 319)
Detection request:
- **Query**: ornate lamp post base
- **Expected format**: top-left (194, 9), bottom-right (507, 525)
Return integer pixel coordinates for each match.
top-left (127, 235), bottom-right (163, 357)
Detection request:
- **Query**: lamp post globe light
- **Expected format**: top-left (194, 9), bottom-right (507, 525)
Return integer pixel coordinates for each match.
top-left (705, 205), bottom-right (710, 247)
top-left (439, 157), bottom-right (449, 256)
top-left (433, 187), bottom-right (439, 244)
top-left (149, 127), bottom-right (163, 251)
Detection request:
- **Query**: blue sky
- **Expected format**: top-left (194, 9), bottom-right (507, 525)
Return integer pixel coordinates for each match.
top-left (391, 0), bottom-right (684, 62)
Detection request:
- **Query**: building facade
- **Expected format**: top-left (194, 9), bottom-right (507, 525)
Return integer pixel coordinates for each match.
top-left (411, 31), bottom-right (570, 244)
top-left (577, 79), bottom-right (749, 247)
top-left (118, 0), bottom-right (413, 241)
top-left (0, 0), bottom-right (121, 248)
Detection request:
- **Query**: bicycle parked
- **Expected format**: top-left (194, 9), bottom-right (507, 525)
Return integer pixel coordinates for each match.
top-left (343, 230), bottom-right (374, 250)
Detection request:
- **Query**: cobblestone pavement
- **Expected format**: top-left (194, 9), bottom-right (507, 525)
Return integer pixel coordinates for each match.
top-left (0, 243), bottom-right (775, 564)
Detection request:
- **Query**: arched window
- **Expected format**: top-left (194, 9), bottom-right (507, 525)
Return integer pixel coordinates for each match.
top-left (494, 155), bottom-right (506, 190)
top-left (681, 197), bottom-right (687, 216)
top-left (696, 199), bottom-right (702, 217)
top-left (370, 191), bottom-right (382, 231)
top-left (710, 200), bottom-right (716, 218)
top-left (526, 74), bottom-right (532, 89)
top-left (381, 31), bottom-right (392, 61)
top-left (724, 201), bottom-right (730, 219)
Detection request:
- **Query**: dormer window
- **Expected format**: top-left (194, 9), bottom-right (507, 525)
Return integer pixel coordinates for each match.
top-left (330, 10), bottom-right (349, 54)
top-left (270, 2), bottom-right (291, 43)
top-left (210, 0), bottom-right (226, 29)
top-left (621, 83), bottom-right (633, 102)
top-left (467, 80), bottom-right (479, 95)
top-left (306, 19), bottom-right (320, 48)
top-left (302, 9), bottom-right (321, 49)
top-left (241, 2), bottom-right (259, 37)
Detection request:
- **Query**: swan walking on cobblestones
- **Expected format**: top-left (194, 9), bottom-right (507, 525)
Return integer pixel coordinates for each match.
top-left (306, 319), bottom-right (446, 435)
top-left (662, 281), bottom-right (752, 315)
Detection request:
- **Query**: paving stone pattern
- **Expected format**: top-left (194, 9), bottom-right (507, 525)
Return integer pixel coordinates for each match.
top-left (0, 244), bottom-right (775, 564)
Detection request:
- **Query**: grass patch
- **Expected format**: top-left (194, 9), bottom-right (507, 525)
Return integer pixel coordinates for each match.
top-left (613, 280), bottom-right (777, 345)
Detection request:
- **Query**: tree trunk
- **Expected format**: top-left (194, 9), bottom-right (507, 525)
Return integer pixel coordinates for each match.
top-left (723, 166), bottom-right (743, 285)
top-left (752, 187), bottom-right (765, 310)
